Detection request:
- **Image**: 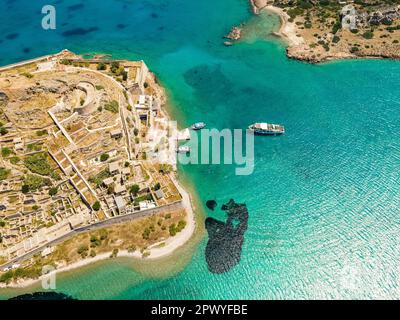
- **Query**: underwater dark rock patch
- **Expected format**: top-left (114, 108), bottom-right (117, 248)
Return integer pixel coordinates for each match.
top-left (67, 3), bottom-right (84, 11)
top-left (9, 292), bottom-right (76, 300)
top-left (62, 27), bottom-right (99, 37)
top-left (206, 200), bottom-right (217, 211)
top-left (5, 33), bottom-right (19, 40)
top-left (205, 199), bottom-right (248, 274)
top-left (117, 24), bottom-right (127, 29)
top-left (23, 47), bottom-right (31, 54)
top-left (183, 64), bottom-right (234, 108)
top-left (6, 0), bottom-right (16, 7)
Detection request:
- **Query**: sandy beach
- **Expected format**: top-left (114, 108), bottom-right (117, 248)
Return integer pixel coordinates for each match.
top-left (247, 1), bottom-right (304, 46)
top-left (264, 6), bottom-right (305, 47)
top-left (1, 176), bottom-right (196, 289)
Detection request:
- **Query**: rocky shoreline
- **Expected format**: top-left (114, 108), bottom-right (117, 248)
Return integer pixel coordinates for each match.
top-left (249, 1), bottom-right (400, 64)
top-left (223, 25), bottom-right (243, 46)
top-left (286, 44), bottom-right (400, 64)
top-left (249, 0), bottom-right (268, 15)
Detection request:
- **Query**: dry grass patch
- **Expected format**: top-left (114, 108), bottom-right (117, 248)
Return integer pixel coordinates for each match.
top-left (34, 208), bottom-right (187, 267)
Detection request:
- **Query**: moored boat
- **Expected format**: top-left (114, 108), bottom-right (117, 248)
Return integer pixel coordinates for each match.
top-left (248, 123), bottom-right (285, 135)
top-left (177, 146), bottom-right (191, 153)
top-left (191, 122), bottom-right (206, 130)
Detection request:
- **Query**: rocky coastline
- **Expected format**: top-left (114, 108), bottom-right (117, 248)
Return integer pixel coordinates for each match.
top-left (223, 25), bottom-right (243, 46)
top-left (249, 0), bottom-right (268, 15)
top-left (248, 1), bottom-right (400, 64)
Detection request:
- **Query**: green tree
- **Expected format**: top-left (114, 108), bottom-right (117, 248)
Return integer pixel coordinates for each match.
top-left (77, 245), bottom-right (89, 256)
top-left (0, 271), bottom-right (14, 283)
top-left (0, 127), bottom-right (8, 136)
top-left (177, 220), bottom-right (187, 232)
top-left (110, 61), bottom-right (120, 73)
top-left (362, 31), bottom-right (374, 39)
top-left (169, 224), bottom-right (177, 236)
top-left (21, 185), bottom-right (30, 194)
top-left (97, 62), bottom-right (107, 70)
top-left (1, 147), bottom-right (12, 158)
top-left (92, 201), bottom-right (101, 211)
top-left (90, 235), bottom-right (101, 247)
top-left (0, 167), bottom-right (10, 181)
top-left (130, 184), bottom-right (140, 196)
top-left (332, 35), bottom-right (340, 43)
top-left (153, 182), bottom-right (161, 191)
top-left (49, 187), bottom-right (58, 196)
top-left (100, 153), bottom-right (110, 162)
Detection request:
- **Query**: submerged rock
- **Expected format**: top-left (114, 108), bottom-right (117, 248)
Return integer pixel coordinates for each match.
top-left (205, 199), bottom-right (249, 274)
top-left (206, 200), bottom-right (217, 211)
top-left (225, 26), bottom-right (242, 41)
top-left (9, 292), bottom-right (76, 300)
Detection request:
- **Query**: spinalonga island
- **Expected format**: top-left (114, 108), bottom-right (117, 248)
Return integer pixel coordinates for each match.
top-left (0, 50), bottom-right (196, 288)
top-left (246, 0), bottom-right (400, 63)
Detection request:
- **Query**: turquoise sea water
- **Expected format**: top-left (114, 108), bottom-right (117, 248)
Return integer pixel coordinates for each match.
top-left (2, 0), bottom-right (400, 299)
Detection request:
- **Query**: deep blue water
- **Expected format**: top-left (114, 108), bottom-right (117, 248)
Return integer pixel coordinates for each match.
top-left (1, 0), bottom-right (400, 299)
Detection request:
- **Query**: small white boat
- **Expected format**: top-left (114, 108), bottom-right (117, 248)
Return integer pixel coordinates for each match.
top-left (177, 146), bottom-right (190, 153)
top-left (191, 122), bottom-right (206, 130)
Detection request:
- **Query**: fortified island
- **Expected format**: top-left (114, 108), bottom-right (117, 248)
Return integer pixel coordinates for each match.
top-left (247, 0), bottom-right (400, 63)
top-left (0, 50), bottom-right (195, 286)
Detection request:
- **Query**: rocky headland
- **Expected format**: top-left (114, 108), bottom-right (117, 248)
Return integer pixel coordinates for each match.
top-left (249, 1), bottom-right (400, 63)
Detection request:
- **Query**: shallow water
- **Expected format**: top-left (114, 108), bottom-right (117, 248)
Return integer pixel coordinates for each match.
top-left (1, 0), bottom-right (400, 299)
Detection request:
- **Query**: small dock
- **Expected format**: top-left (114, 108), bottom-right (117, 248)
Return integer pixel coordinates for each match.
top-left (178, 128), bottom-right (191, 141)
